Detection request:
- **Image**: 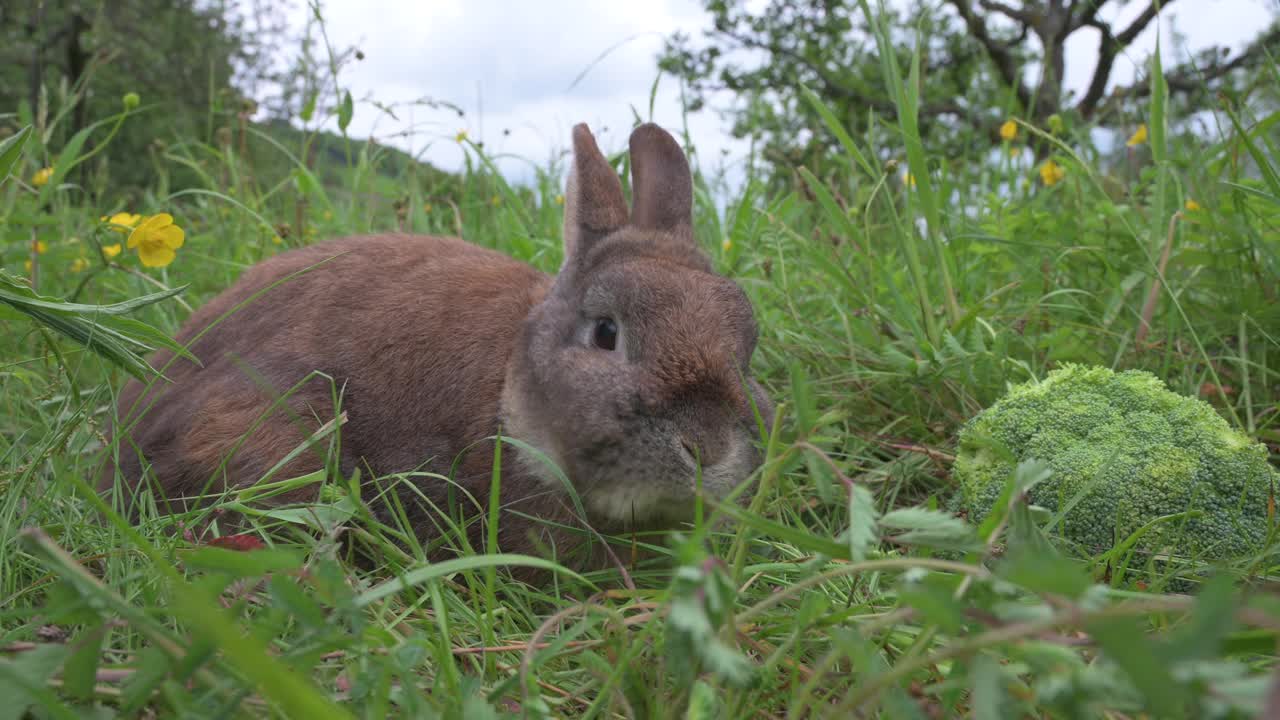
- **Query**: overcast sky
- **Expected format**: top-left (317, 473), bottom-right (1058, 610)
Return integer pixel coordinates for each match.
top-left (283, 0), bottom-right (1278, 186)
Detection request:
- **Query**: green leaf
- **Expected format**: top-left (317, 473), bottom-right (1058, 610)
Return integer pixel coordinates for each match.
top-left (1149, 32), bottom-right (1168, 165)
top-left (338, 90), bottom-right (354, 133)
top-left (969, 654), bottom-right (1006, 720)
top-left (62, 623), bottom-right (106, 701)
top-left (0, 273), bottom-right (185, 319)
top-left (799, 86), bottom-right (875, 177)
top-left (879, 506), bottom-right (980, 551)
top-left (292, 166), bottom-right (322, 197)
top-left (42, 578), bottom-right (102, 626)
top-left (1086, 615), bottom-right (1185, 716)
top-left (666, 559), bottom-right (757, 689)
top-left (1006, 493), bottom-right (1059, 560)
top-left (998, 549), bottom-right (1091, 600)
top-left (1221, 629), bottom-right (1280, 656)
top-left (977, 458), bottom-right (1052, 544)
top-left (119, 647), bottom-right (171, 715)
top-left (1103, 509), bottom-right (1205, 584)
top-left (797, 166), bottom-right (859, 248)
top-left (0, 125), bottom-right (32, 183)
top-left (244, 127), bottom-right (333, 211)
top-left (355, 555), bottom-right (590, 607)
top-left (300, 89), bottom-right (318, 123)
top-left (256, 502), bottom-right (354, 531)
top-left (714, 498), bottom-right (851, 559)
top-left (685, 680), bottom-right (720, 720)
top-left (897, 576), bottom-right (964, 634)
top-left (0, 271), bottom-right (191, 380)
top-left (268, 575), bottom-right (328, 629)
top-left (180, 546), bottom-right (303, 576)
top-left (1223, 106), bottom-right (1280, 202)
top-left (0, 644), bottom-right (72, 720)
top-left (35, 121), bottom-right (96, 206)
top-left (834, 629), bottom-right (925, 718)
top-left (167, 580), bottom-right (353, 718)
top-left (845, 482), bottom-right (880, 562)
top-left (1166, 574), bottom-right (1238, 662)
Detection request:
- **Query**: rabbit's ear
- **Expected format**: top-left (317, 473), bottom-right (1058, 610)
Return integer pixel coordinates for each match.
top-left (563, 123), bottom-right (628, 266)
top-left (628, 123), bottom-right (692, 236)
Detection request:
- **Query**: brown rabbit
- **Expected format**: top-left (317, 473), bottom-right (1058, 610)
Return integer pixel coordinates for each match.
top-left (102, 122), bottom-right (773, 567)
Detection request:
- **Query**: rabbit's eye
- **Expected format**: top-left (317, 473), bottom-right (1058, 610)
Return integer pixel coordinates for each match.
top-left (592, 317), bottom-right (618, 351)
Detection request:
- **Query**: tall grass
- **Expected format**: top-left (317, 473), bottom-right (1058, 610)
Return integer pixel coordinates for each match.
top-left (1, 7), bottom-right (1279, 718)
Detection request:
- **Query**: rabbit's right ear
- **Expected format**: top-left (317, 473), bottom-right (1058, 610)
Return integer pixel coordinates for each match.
top-left (562, 124), bottom-right (628, 268)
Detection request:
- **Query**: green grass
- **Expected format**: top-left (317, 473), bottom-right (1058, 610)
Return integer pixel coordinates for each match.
top-left (2, 24), bottom-right (1280, 718)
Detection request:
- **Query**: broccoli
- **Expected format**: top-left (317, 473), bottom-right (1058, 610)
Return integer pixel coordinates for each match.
top-left (954, 364), bottom-right (1277, 560)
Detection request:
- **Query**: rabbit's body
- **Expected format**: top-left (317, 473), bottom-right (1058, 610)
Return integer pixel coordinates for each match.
top-left (104, 123), bottom-right (772, 565)
top-left (112, 235), bottom-right (549, 508)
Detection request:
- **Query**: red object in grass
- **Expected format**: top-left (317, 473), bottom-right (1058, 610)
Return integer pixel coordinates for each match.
top-left (205, 534), bottom-right (265, 552)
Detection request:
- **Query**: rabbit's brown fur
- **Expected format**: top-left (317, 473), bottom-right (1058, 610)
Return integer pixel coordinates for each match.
top-left (102, 122), bottom-right (772, 568)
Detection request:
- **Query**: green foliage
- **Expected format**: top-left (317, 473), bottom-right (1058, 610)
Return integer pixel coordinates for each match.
top-left (662, 0), bottom-right (1280, 177)
top-left (0, 2), bottom-right (1278, 717)
top-left (1, 1), bottom-right (268, 193)
top-left (0, 271), bottom-right (192, 380)
top-left (955, 365), bottom-right (1279, 563)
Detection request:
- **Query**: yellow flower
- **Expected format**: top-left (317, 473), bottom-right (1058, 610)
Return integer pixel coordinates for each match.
top-left (455, 130), bottom-right (468, 143)
top-left (554, 194), bottom-right (565, 206)
top-left (721, 238), bottom-right (732, 252)
top-left (322, 210), bottom-right (333, 221)
top-left (1009, 146), bottom-right (1021, 157)
top-left (34, 240), bottom-right (48, 254)
top-left (490, 195), bottom-right (501, 206)
top-left (70, 257), bottom-right (90, 273)
top-left (1039, 159), bottom-right (1066, 186)
top-left (999, 120), bottom-right (1018, 141)
top-left (100, 212), bottom-right (142, 233)
top-left (23, 260), bottom-right (32, 273)
top-left (127, 213), bottom-right (185, 268)
top-left (102, 243), bottom-right (122, 259)
top-left (903, 171), bottom-right (916, 188)
top-left (32, 167), bottom-right (53, 187)
top-left (1185, 199), bottom-right (1202, 212)
top-left (272, 235), bottom-right (284, 245)
top-left (1126, 124), bottom-right (1148, 147)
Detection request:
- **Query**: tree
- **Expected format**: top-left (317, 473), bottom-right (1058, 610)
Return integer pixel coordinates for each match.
top-left (0, 0), bottom-right (292, 194)
top-left (661, 0), bottom-right (1280, 172)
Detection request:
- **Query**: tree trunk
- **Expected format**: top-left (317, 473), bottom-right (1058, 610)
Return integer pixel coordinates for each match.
top-left (67, 11), bottom-right (89, 136)
top-left (26, 0), bottom-right (45, 123)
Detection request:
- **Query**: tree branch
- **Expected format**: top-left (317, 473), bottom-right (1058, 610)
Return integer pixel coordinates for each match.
top-left (711, 26), bottom-right (969, 118)
top-left (1087, 24), bottom-right (1280, 118)
top-left (1068, 0), bottom-right (1112, 33)
top-left (977, 0), bottom-right (1038, 26)
top-left (945, 0), bottom-right (1034, 111)
top-left (1075, 0), bottom-right (1177, 118)
top-left (1116, 0), bottom-right (1174, 46)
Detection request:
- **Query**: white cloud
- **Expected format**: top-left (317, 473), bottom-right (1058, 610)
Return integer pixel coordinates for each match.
top-left (282, 0), bottom-right (1275, 187)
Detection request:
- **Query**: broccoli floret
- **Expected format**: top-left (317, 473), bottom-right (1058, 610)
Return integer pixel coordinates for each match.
top-left (955, 364), bottom-right (1278, 560)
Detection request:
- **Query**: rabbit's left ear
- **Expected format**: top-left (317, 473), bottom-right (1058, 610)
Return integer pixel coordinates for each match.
top-left (562, 124), bottom-right (628, 268)
top-left (628, 123), bottom-right (693, 238)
